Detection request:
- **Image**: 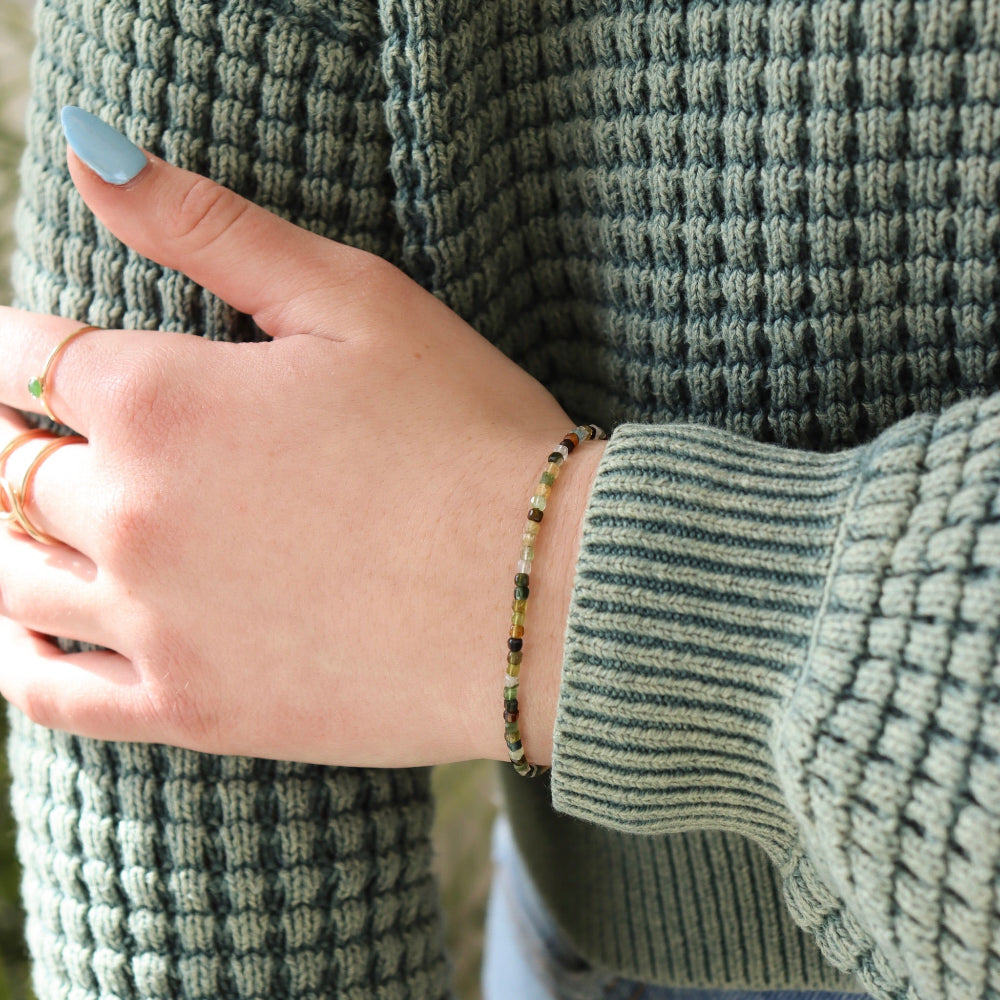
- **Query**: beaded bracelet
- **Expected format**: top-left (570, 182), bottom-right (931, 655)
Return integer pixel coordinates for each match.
top-left (504, 423), bottom-right (607, 777)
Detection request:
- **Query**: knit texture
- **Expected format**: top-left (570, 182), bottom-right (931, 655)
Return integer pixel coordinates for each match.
top-left (555, 423), bottom-right (863, 838)
top-left (9, 722), bottom-right (447, 999)
top-left (380, 0), bottom-right (998, 442)
top-left (11, 1), bottom-right (449, 998)
top-left (552, 398), bottom-right (1000, 998)
top-left (380, 0), bottom-right (1000, 993)
top-left (777, 395), bottom-right (1000, 1000)
top-left (9, 0), bottom-right (1000, 997)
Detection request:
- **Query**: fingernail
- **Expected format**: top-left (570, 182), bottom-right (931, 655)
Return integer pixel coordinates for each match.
top-left (60, 106), bottom-right (148, 185)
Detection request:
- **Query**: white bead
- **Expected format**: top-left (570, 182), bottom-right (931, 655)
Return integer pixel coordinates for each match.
top-left (557, 444), bottom-right (569, 458)
top-left (517, 559), bottom-right (533, 575)
top-left (505, 673), bottom-right (519, 688)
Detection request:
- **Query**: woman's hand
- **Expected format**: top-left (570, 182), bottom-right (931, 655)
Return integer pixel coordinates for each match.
top-left (0, 120), bottom-right (604, 767)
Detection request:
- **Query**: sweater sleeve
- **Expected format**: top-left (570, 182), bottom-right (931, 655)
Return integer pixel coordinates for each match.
top-left (553, 392), bottom-right (1000, 1000)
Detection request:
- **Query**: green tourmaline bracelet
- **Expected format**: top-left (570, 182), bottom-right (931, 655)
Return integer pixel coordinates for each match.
top-left (504, 423), bottom-right (606, 777)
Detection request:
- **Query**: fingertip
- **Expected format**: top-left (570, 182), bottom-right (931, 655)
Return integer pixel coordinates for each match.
top-left (61, 106), bottom-right (149, 187)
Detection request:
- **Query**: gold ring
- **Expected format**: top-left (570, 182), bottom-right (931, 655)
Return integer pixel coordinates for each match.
top-left (7, 435), bottom-right (85, 545)
top-left (28, 324), bottom-right (99, 426)
top-left (0, 479), bottom-right (20, 528)
top-left (0, 428), bottom-right (57, 524)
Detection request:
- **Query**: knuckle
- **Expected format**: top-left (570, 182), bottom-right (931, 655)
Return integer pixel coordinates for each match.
top-left (150, 688), bottom-right (217, 750)
top-left (346, 247), bottom-right (397, 286)
top-left (96, 347), bottom-right (197, 449)
top-left (136, 648), bottom-right (218, 750)
top-left (344, 251), bottom-right (406, 309)
top-left (116, 360), bottom-right (164, 432)
top-left (98, 480), bottom-right (166, 572)
top-left (169, 176), bottom-right (252, 256)
top-left (94, 352), bottom-right (166, 440)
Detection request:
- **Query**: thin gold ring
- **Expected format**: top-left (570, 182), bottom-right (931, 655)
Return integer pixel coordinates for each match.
top-left (28, 324), bottom-right (99, 425)
top-left (0, 479), bottom-right (20, 528)
top-left (8, 435), bottom-right (85, 545)
top-left (0, 428), bottom-right (57, 524)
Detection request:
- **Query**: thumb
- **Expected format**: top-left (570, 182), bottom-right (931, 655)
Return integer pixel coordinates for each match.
top-left (61, 106), bottom-right (370, 337)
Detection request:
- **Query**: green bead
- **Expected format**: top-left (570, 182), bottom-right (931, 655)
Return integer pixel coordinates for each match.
top-left (515, 585), bottom-right (529, 600)
top-left (507, 650), bottom-right (523, 666)
top-left (27, 377), bottom-right (43, 398)
top-left (503, 686), bottom-right (518, 701)
top-left (541, 472), bottom-right (556, 486)
top-left (514, 573), bottom-right (529, 587)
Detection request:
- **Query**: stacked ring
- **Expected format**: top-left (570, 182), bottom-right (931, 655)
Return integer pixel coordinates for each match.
top-left (12, 436), bottom-right (85, 544)
top-left (0, 429), bottom-right (53, 523)
top-left (0, 323), bottom-right (99, 544)
top-left (0, 429), bottom-right (83, 545)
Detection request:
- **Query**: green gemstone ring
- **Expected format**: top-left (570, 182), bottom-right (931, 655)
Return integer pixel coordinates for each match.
top-left (29, 324), bottom-right (98, 425)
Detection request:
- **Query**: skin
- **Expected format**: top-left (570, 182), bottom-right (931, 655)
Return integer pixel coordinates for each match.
top-left (0, 149), bottom-right (605, 768)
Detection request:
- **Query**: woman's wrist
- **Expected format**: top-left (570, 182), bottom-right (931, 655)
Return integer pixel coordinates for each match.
top-left (477, 434), bottom-right (606, 767)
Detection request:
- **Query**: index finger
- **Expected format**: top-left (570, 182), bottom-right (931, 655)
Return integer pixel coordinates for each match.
top-left (0, 308), bottom-right (148, 436)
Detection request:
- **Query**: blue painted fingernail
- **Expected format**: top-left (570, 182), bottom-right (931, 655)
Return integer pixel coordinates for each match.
top-left (60, 106), bottom-right (148, 185)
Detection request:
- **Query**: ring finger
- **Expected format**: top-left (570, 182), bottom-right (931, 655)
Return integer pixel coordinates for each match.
top-left (0, 413), bottom-right (117, 648)
top-left (0, 407), bottom-right (100, 557)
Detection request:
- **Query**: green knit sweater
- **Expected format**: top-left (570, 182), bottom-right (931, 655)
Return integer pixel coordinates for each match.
top-left (9, 0), bottom-right (1000, 998)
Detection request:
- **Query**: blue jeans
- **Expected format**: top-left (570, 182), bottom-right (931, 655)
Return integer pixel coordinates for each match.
top-left (482, 816), bottom-right (870, 1000)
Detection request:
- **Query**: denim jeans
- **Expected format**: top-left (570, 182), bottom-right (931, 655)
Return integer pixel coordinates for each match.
top-left (482, 816), bottom-right (871, 1000)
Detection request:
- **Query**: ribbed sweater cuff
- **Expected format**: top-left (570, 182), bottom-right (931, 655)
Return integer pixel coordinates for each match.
top-left (552, 423), bottom-right (861, 845)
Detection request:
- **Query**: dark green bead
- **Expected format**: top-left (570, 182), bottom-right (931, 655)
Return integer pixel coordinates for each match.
top-left (507, 650), bottom-right (523, 666)
top-left (547, 452), bottom-right (563, 464)
top-left (514, 585), bottom-right (529, 600)
top-left (514, 573), bottom-right (529, 588)
top-left (528, 508), bottom-right (543, 522)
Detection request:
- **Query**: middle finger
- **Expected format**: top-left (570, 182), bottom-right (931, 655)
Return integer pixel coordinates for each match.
top-left (0, 417), bottom-right (99, 558)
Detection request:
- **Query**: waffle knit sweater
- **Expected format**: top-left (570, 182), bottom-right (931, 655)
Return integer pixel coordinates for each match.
top-left (8, 0), bottom-right (1000, 998)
